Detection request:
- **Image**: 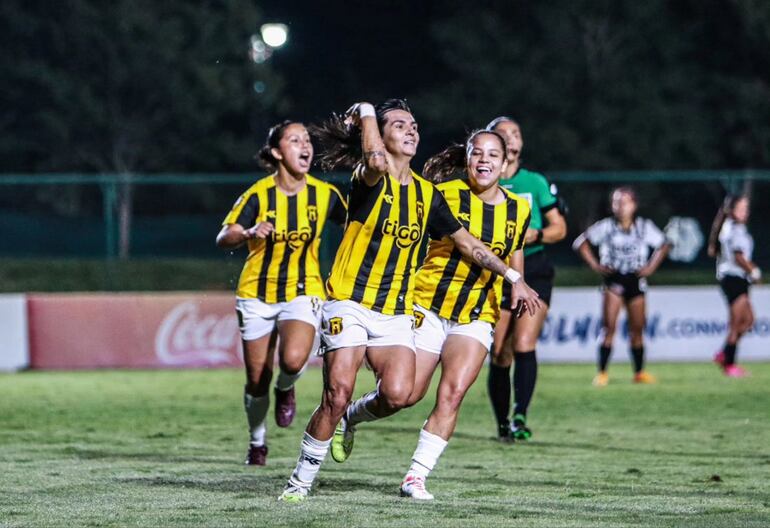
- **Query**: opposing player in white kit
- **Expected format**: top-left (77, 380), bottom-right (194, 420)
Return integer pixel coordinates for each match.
top-left (573, 186), bottom-right (671, 387)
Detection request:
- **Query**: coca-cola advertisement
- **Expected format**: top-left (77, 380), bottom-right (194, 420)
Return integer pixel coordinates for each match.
top-left (28, 293), bottom-right (245, 369)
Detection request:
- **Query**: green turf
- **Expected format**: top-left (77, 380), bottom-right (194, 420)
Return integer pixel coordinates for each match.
top-left (1, 364), bottom-right (769, 527)
top-left (0, 258), bottom-right (717, 292)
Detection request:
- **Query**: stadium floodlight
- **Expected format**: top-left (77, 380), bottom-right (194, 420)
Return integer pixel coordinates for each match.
top-left (261, 23), bottom-right (288, 48)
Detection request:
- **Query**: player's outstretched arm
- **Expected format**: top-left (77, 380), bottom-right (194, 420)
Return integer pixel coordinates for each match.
top-left (450, 227), bottom-right (541, 315)
top-left (345, 103), bottom-right (387, 187)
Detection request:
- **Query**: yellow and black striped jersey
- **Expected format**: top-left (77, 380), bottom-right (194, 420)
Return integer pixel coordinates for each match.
top-left (414, 179), bottom-right (531, 324)
top-left (223, 174), bottom-right (347, 303)
top-left (326, 170), bottom-right (461, 315)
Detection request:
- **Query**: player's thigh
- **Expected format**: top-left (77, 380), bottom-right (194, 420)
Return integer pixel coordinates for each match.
top-left (277, 319), bottom-right (317, 371)
top-left (602, 290), bottom-right (624, 330)
top-left (512, 302), bottom-right (549, 351)
top-left (491, 308), bottom-right (515, 365)
top-left (321, 345), bottom-right (367, 407)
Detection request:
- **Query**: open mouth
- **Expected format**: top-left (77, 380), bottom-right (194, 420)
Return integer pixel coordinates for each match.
top-left (298, 152), bottom-right (311, 164)
top-left (476, 166), bottom-right (492, 174)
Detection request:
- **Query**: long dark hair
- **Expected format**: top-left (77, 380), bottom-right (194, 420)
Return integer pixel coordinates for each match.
top-left (708, 194), bottom-right (748, 258)
top-left (423, 130), bottom-right (507, 183)
top-left (310, 99), bottom-right (412, 171)
top-left (256, 120), bottom-right (303, 171)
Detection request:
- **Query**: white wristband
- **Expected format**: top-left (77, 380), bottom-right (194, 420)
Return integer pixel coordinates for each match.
top-left (504, 268), bottom-right (521, 285)
top-left (750, 267), bottom-right (762, 282)
top-left (358, 103), bottom-right (376, 119)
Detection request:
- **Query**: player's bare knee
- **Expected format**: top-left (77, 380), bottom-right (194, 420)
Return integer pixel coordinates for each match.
top-left (321, 383), bottom-right (353, 418)
top-left (514, 335), bottom-right (537, 353)
top-left (438, 386), bottom-right (466, 412)
top-left (278, 353), bottom-right (306, 375)
top-left (380, 384), bottom-right (412, 411)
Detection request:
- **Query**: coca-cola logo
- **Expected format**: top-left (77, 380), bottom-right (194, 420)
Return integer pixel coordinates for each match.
top-left (155, 301), bottom-right (240, 365)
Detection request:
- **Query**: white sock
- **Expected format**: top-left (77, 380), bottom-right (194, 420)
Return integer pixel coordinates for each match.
top-left (408, 428), bottom-right (448, 479)
top-left (275, 364), bottom-right (306, 392)
top-left (345, 390), bottom-right (379, 427)
top-left (243, 391), bottom-right (269, 446)
top-left (288, 432), bottom-right (331, 489)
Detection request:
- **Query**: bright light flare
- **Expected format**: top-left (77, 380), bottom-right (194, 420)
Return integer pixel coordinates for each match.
top-left (260, 23), bottom-right (288, 48)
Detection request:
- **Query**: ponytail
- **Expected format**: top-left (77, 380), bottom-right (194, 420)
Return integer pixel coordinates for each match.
top-left (708, 195), bottom-right (745, 258)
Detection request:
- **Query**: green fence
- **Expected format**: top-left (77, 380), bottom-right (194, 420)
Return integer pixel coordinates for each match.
top-left (0, 171), bottom-right (767, 291)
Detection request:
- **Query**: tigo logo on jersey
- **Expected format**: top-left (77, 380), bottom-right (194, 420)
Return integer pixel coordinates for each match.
top-left (488, 241), bottom-right (507, 256)
top-left (506, 220), bottom-right (517, 239)
top-left (273, 227), bottom-right (313, 250)
top-left (382, 219), bottom-right (421, 249)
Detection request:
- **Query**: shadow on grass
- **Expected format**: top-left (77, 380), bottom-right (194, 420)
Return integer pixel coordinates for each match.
top-left (62, 446), bottom-right (229, 465)
top-left (118, 475), bottom-right (285, 495)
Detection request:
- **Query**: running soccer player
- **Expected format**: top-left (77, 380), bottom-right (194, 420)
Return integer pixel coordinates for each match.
top-left (397, 130), bottom-right (538, 500)
top-left (279, 100), bottom-right (537, 502)
top-left (572, 186), bottom-right (671, 387)
top-left (486, 117), bottom-right (567, 442)
top-left (708, 195), bottom-right (761, 377)
top-left (216, 121), bottom-right (347, 466)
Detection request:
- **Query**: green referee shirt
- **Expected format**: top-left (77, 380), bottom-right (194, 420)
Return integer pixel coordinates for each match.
top-left (498, 168), bottom-right (558, 257)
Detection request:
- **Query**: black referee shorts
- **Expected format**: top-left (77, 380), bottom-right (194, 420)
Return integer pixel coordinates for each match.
top-left (501, 250), bottom-right (555, 310)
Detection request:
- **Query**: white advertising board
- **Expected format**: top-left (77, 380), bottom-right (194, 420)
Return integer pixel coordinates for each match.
top-left (0, 294), bottom-right (29, 371)
top-left (539, 286), bottom-right (769, 362)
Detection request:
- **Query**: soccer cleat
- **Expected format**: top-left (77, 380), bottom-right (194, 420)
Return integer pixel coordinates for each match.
top-left (723, 364), bottom-right (749, 378)
top-left (592, 371), bottom-right (609, 387)
top-left (274, 386), bottom-right (296, 428)
top-left (244, 444), bottom-right (268, 466)
top-left (400, 473), bottom-right (434, 500)
top-left (278, 484), bottom-right (308, 503)
top-left (330, 416), bottom-right (355, 463)
top-left (497, 421), bottom-right (515, 443)
top-left (511, 414), bottom-right (532, 441)
top-left (713, 350), bottom-right (726, 367)
top-left (633, 371), bottom-right (657, 384)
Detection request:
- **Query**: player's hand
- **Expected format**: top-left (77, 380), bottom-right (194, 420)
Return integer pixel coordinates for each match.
top-left (343, 102), bottom-right (373, 128)
top-left (511, 280), bottom-right (541, 318)
top-left (244, 222), bottom-right (273, 240)
top-left (592, 263), bottom-right (614, 276)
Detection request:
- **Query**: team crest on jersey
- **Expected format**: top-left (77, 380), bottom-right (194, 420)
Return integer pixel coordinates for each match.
top-left (328, 317), bottom-right (343, 336)
top-left (506, 220), bottom-right (517, 239)
top-left (416, 201), bottom-right (424, 221)
top-left (307, 206), bottom-right (318, 222)
top-left (382, 219), bottom-right (421, 249)
top-left (413, 310), bottom-right (425, 329)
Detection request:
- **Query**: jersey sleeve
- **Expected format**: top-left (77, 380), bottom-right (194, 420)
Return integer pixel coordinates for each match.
top-left (223, 192), bottom-right (259, 228)
top-left (643, 219), bottom-right (667, 249)
top-left (428, 190), bottom-right (462, 240)
top-left (535, 174), bottom-right (558, 213)
top-left (327, 184), bottom-right (348, 225)
top-left (584, 218), bottom-right (610, 246)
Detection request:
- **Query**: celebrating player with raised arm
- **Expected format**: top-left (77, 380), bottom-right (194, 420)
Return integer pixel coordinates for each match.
top-left (395, 130), bottom-right (537, 500)
top-left (216, 121), bottom-right (346, 466)
top-left (279, 101), bottom-right (538, 502)
top-left (573, 186), bottom-right (671, 387)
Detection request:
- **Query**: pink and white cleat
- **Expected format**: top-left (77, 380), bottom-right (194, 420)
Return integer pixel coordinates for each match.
top-left (400, 473), bottom-right (434, 501)
top-left (723, 364), bottom-right (749, 378)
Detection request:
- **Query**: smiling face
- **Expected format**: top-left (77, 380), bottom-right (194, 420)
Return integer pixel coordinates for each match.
top-left (732, 197), bottom-right (750, 224)
top-left (611, 189), bottom-right (638, 223)
top-left (271, 123), bottom-right (313, 175)
top-left (467, 132), bottom-right (507, 191)
top-left (381, 109), bottom-right (419, 159)
top-left (492, 120), bottom-right (523, 165)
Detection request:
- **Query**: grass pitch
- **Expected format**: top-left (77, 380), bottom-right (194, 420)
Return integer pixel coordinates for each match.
top-left (1, 364), bottom-right (769, 527)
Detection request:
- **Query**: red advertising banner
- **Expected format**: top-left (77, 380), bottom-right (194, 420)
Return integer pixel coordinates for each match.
top-left (28, 293), bottom-right (248, 369)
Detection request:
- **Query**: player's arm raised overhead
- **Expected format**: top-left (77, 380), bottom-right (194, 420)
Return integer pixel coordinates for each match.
top-left (344, 103), bottom-right (388, 186)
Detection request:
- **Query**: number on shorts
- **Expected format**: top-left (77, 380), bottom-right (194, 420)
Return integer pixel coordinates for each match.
top-left (328, 317), bottom-right (343, 336)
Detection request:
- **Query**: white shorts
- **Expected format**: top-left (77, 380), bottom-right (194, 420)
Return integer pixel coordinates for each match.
top-left (413, 304), bottom-right (494, 355)
top-left (235, 296), bottom-right (322, 341)
top-left (320, 299), bottom-right (415, 353)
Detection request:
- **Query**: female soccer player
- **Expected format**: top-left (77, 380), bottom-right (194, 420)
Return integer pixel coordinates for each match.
top-left (280, 100), bottom-right (538, 502)
top-left (216, 121), bottom-right (347, 466)
top-left (486, 117), bottom-right (567, 441)
top-left (397, 130), bottom-right (537, 500)
top-left (572, 186), bottom-right (671, 387)
top-left (708, 195), bottom-right (761, 377)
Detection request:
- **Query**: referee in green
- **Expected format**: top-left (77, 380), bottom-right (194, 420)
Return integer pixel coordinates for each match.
top-left (486, 116), bottom-right (567, 442)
